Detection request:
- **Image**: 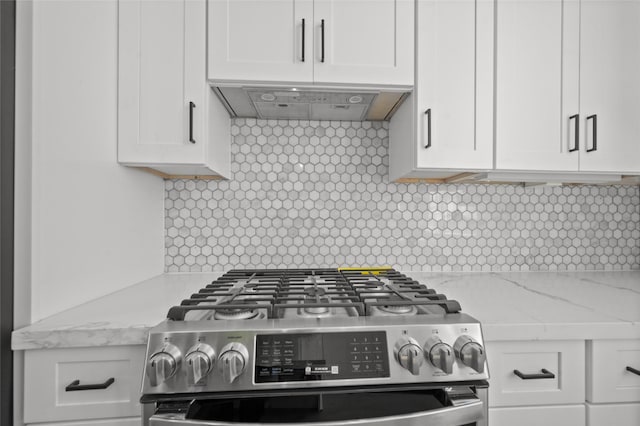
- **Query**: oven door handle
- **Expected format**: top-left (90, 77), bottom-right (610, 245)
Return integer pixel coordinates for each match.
top-left (149, 398), bottom-right (484, 426)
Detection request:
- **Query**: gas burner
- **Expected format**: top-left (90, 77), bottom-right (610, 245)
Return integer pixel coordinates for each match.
top-left (301, 297), bottom-right (331, 316)
top-left (378, 304), bottom-right (415, 315)
top-left (213, 307), bottom-right (261, 320)
top-left (304, 287), bottom-right (327, 297)
top-left (299, 307), bottom-right (333, 318)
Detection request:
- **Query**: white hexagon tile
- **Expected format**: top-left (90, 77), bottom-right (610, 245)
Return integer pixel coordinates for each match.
top-left (165, 119), bottom-right (640, 272)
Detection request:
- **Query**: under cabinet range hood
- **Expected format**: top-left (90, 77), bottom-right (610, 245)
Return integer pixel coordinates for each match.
top-left (213, 86), bottom-right (410, 121)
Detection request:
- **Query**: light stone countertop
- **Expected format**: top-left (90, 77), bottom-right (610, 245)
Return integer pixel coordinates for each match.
top-left (11, 270), bottom-right (640, 350)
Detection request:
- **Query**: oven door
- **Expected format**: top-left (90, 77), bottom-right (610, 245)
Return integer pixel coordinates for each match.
top-left (149, 386), bottom-right (487, 426)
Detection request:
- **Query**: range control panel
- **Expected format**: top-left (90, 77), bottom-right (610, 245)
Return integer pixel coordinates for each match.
top-left (142, 316), bottom-right (489, 396)
top-left (255, 332), bottom-right (390, 383)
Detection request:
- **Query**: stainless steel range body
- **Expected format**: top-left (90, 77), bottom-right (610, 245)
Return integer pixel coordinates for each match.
top-left (141, 268), bottom-right (490, 426)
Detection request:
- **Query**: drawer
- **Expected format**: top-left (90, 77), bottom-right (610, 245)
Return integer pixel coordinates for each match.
top-left (489, 404), bottom-right (585, 426)
top-left (586, 339), bottom-right (640, 403)
top-left (586, 402), bottom-right (640, 426)
top-left (486, 340), bottom-right (585, 407)
top-left (24, 345), bottom-right (145, 423)
top-left (27, 417), bottom-right (140, 426)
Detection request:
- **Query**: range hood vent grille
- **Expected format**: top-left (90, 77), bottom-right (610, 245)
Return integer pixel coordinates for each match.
top-left (214, 86), bottom-right (409, 121)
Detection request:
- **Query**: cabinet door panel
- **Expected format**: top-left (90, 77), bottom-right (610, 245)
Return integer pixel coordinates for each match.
top-left (587, 340), bottom-right (640, 403)
top-left (586, 402), bottom-right (640, 426)
top-left (486, 340), bottom-right (585, 407)
top-left (496, 0), bottom-right (580, 171)
top-left (579, 0), bottom-right (640, 173)
top-left (118, 0), bottom-right (205, 164)
top-left (208, 0), bottom-right (313, 82)
top-left (24, 346), bottom-right (145, 423)
top-left (415, 0), bottom-right (493, 170)
top-left (489, 405), bottom-right (585, 426)
top-left (313, 0), bottom-right (413, 85)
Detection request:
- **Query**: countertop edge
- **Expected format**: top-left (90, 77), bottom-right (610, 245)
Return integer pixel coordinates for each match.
top-left (12, 270), bottom-right (640, 350)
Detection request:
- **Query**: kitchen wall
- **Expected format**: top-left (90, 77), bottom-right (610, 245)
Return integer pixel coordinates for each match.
top-left (165, 119), bottom-right (640, 272)
top-left (17, 0), bottom-right (164, 323)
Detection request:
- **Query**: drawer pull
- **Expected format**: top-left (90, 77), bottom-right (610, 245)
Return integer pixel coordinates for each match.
top-left (65, 377), bottom-right (115, 392)
top-left (627, 366), bottom-right (640, 376)
top-left (513, 369), bottom-right (555, 380)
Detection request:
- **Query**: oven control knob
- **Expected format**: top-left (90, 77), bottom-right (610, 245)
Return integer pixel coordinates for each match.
top-left (454, 335), bottom-right (486, 373)
top-left (394, 337), bottom-right (424, 375)
top-left (147, 343), bottom-right (182, 387)
top-left (218, 342), bottom-right (249, 384)
top-left (425, 337), bottom-right (454, 374)
top-left (185, 343), bottom-right (216, 386)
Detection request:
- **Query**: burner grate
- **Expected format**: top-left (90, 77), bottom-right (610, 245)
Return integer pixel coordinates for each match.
top-left (165, 268), bottom-right (461, 321)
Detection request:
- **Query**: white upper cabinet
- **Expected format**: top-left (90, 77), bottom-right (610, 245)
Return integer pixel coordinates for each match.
top-left (208, 0), bottom-right (314, 83)
top-left (389, 0), bottom-right (493, 180)
top-left (495, 0), bottom-right (640, 174)
top-left (579, 0), bottom-right (640, 173)
top-left (312, 0), bottom-right (414, 85)
top-left (495, 0), bottom-right (580, 171)
top-left (119, 0), bottom-right (230, 178)
top-left (208, 0), bottom-right (414, 86)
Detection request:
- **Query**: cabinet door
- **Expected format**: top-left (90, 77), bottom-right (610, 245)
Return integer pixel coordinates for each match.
top-left (415, 0), bottom-right (493, 170)
top-left (24, 346), bottom-right (145, 423)
top-left (208, 0), bottom-right (313, 83)
top-left (312, 0), bottom-right (414, 85)
top-left (489, 405), bottom-right (586, 426)
top-left (495, 0), bottom-right (580, 171)
top-left (587, 340), bottom-right (640, 403)
top-left (587, 402), bottom-right (640, 426)
top-left (118, 0), bottom-right (206, 165)
top-left (579, 0), bottom-right (640, 173)
top-left (486, 340), bottom-right (585, 407)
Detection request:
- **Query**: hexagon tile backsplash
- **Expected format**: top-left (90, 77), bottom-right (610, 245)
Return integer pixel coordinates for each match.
top-left (165, 119), bottom-right (640, 272)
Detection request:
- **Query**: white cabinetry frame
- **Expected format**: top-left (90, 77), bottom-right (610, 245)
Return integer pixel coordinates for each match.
top-left (118, 0), bottom-right (230, 178)
top-left (208, 0), bottom-right (414, 86)
top-left (495, 0), bottom-right (640, 174)
top-left (390, 0), bottom-right (494, 181)
top-left (578, 0), bottom-right (640, 173)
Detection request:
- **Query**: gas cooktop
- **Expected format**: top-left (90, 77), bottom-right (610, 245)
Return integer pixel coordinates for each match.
top-left (166, 268), bottom-right (462, 321)
top-left (141, 268), bottom-right (488, 399)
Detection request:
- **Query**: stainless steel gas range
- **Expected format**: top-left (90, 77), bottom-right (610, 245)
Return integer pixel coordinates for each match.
top-left (141, 268), bottom-right (490, 426)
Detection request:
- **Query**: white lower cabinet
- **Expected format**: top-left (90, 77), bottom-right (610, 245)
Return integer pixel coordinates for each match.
top-left (24, 345), bottom-right (145, 424)
top-left (487, 340), bottom-right (585, 406)
top-left (490, 405), bottom-right (585, 426)
top-left (586, 402), bottom-right (640, 426)
top-left (586, 340), bottom-right (640, 426)
top-left (486, 340), bottom-right (585, 426)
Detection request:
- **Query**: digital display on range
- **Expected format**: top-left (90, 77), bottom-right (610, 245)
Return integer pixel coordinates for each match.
top-left (254, 331), bottom-right (389, 383)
